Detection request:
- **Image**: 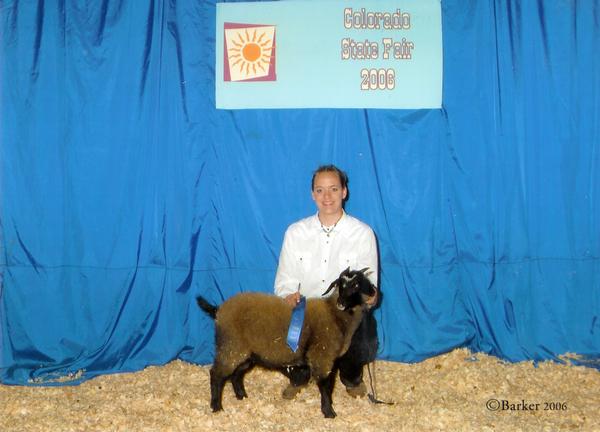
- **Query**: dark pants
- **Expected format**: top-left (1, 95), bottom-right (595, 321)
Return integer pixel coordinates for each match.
top-left (285, 310), bottom-right (378, 387)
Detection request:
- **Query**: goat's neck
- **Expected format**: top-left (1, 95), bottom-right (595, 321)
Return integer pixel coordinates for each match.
top-left (339, 308), bottom-right (364, 356)
top-left (328, 293), bottom-right (365, 356)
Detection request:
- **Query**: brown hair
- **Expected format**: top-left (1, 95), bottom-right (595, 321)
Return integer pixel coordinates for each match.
top-left (311, 165), bottom-right (348, 191)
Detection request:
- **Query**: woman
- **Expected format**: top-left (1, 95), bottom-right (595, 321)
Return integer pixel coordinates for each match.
top-left (274, 164), bottom-right (379, 398)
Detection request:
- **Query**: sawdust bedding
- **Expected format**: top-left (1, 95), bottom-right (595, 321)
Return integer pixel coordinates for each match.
top-left (1, 348), bottom-right (599, 432)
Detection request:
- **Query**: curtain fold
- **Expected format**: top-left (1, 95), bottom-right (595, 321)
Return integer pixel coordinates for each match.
top-left (1, 0), bottom-right (599, 384)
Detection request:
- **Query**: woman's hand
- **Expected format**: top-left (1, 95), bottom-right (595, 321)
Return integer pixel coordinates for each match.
top-left (285, 292), bottom-right (301, 307)
top-left (365, 290), bottom-right (378, 308)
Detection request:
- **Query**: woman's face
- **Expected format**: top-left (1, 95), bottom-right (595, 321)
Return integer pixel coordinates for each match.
top-left (311, 171), bottom-right (347, 219)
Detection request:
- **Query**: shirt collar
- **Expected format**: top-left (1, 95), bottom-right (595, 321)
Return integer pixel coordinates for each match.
top-left (311, 211), bottom-right (348, 232)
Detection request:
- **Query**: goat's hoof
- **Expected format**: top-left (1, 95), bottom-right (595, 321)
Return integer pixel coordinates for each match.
top-left (346, 381), bottom-right (367, 398)
top-left (282, 383), bottom-right (306, 400)
top-left (322, 408), bottom-right (337, 418)
top-left (234, 392), bottom-right (247, 400)
top-left (210, 403), bottom-right (223, 413)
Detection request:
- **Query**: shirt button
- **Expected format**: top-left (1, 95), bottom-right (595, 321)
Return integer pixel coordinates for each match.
top-left (324, 259), bottom-right (327, 263)
top-left (322, 280), bottom-right (325, 283)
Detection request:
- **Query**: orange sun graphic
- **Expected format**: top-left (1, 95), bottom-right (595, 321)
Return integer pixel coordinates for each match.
top-left (225, 26), bottom-right (275, 82)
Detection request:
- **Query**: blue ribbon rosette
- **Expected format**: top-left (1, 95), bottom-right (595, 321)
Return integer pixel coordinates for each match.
top-left (286, 296), bottom-right (306, 352)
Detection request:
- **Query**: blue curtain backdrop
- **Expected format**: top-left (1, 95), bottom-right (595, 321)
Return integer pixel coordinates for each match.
top-left (1, 0), bottom-right (599, 385)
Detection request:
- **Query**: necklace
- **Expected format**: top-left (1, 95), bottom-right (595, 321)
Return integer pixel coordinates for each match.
top-left (321, 221), bottom-right (338, 237)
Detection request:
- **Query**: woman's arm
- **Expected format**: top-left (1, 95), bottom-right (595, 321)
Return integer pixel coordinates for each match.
top-left (359, 228), bottom-right (379, 306)
top-left (274, 229), bottom-right (302, 303)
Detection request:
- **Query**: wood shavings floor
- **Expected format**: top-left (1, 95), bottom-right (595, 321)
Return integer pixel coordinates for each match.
top-left (1, 348), bottom-right (599, 431)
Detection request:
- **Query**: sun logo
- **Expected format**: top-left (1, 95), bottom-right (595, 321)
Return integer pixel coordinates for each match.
top-left (224, 24), bottom-right (276, 82)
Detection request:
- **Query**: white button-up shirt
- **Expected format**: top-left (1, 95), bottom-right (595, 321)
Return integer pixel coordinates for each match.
top-left (274, 212), bottom-right (378, 299)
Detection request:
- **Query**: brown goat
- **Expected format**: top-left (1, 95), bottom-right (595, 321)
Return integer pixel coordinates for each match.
top-left (196, 267), bottom-right (376, 418)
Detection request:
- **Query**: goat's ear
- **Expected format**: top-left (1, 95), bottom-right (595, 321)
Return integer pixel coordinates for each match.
top-left (359, 267), bottom-right (374, 278)
top-left (322, 279), bottom-right (338, 296)
top-left (360, 280), bottom-right (378, 306)
top-left (359, 276), bottom-right (377, 296)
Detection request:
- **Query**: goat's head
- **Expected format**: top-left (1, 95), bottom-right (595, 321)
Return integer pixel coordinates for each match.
top-left (322, 267), bottom-right (376, 311)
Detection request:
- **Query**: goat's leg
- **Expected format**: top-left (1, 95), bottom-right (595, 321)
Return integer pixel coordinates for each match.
top-left (308, 347), bottom-right (340, 418)
top-left (209, 367), bottom-right (227, 412)
top-left (278, 365), bottom-right (311, 400)
top-left (279, 364), bottom-right (310, 387)
top-left (281, 365), bottom-right (311, 386)
top-left (316, 371), bottom-right (337, 418)
top-left (231, 360), bottom-right (254, 399)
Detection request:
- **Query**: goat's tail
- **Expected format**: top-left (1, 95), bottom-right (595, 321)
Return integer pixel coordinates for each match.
top-left (196, 296), bottom-right (218, 319)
